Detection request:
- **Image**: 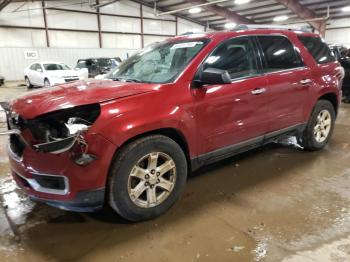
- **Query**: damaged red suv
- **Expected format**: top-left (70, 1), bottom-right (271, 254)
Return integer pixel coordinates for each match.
top-left (1, 25), bottom-right (344, 221)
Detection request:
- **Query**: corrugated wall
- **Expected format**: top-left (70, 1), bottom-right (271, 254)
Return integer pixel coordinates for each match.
top-left (0, 47), bottom-right (137, 81)
top-left (325, 18), bottom-right (350, 47)
top-left (0, 0), bottom-right (205, 81)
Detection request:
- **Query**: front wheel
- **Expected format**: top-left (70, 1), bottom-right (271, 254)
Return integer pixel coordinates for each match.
top-left (108, 135), bottom-right (188, 222)
top-left (300, 100), bottom-right (335, 151)
top-left (25, 77), bottom-right (33, 89)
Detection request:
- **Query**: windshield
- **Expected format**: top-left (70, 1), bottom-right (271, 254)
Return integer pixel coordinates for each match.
top-left (97, 58), bottom-right (112, 67)
top-left (107, 39), bottom-right (209, 83)
top-left (76, 60), bottom-right (88, 69)
top-left (44, 63), bottom-right (70, 71)
top-left (110, 58), bottom-right (120, 67)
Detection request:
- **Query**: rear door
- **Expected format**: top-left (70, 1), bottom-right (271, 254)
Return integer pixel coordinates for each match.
top-left (256, 35), bottom-right (312, 133)
top-left (193, 36), bottom-right (269, 156)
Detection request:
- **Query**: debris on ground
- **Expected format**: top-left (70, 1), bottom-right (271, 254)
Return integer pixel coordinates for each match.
top-left (274, 136), bottom-right (303, 149)
top-left (227, 246), bottom-right (245, 252)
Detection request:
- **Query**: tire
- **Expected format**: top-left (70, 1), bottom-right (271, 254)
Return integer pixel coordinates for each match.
top-left (300, 100), bottom-right (335, 151)
top-left (44, 78), bottom-right (50, 87)
top-left (25, 76), bottom-right (33, 89)
top-left (108, 135), bottom-right (188, 222)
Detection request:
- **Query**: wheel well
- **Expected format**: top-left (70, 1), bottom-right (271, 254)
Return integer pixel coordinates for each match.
top-left (319, 93), bottom-right (338, 116)
top-left (118, 128), bottom-right (191, 168)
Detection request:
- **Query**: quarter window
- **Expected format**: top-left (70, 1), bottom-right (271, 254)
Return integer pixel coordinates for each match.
top-left (298, 36), bottom-right (336, 64)
top-left (203, 37), bottom-right (259, 79)
top-left (257, 35), bottom-right (304, 72)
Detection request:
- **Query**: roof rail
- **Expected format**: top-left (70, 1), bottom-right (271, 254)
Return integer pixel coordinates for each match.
top-left (232, 24), bottom-right (311, 33)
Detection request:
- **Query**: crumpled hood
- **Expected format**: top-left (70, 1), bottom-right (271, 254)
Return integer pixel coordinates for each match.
top-left (10, 79), bottom-right (159, 119)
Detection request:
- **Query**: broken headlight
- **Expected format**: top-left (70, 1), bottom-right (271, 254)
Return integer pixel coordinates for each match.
top-left (29, 104), bottom-right (100, 156)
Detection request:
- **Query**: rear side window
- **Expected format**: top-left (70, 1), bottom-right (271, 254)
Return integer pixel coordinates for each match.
top-left (257, 35), bottom-right (304, 72)
top-left (298, 36), bottom-right (336, 64)
top-left (203, 36), bottom-right (259, 79)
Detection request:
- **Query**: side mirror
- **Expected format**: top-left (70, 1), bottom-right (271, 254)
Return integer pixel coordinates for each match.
top-left (195, 68), bottom-right (231, 87)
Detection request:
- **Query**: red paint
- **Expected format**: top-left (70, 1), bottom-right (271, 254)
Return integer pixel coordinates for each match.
top-left (8, 29), bottom-right (342, 203)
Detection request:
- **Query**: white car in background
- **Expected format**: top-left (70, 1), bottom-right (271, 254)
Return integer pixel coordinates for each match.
top-left (24, 62), bottom-right (81, 88)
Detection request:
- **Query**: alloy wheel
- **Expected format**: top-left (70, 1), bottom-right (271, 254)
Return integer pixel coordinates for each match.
top-left (25, 78), bottom-right (31, 87)
top-left (127, 152), bottom-right (176, 208)
top-left (314, 109), bottom-right (332, 143)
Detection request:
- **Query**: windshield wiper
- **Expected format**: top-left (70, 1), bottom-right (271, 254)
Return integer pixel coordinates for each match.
top-left (110, 77), bottom-right (125, 81)
top-left (124, 78), bottom-right (141, 83)
top-left (110, 77), bottom-right (142, 83)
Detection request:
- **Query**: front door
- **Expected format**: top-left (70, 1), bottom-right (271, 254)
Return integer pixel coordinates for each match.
top-left (193, 36), bottom-right (269, 157)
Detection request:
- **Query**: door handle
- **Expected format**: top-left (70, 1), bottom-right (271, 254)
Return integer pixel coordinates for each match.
top-left (251, 87), bottom-right (266, 95)
top-left (300, 79), bottom-right (312, 85)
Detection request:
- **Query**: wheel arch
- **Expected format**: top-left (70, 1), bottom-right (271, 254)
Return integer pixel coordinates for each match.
top-left (112, 127), bottom-right (191, 170)
top-left (318, 92), bottom-right (338, 116)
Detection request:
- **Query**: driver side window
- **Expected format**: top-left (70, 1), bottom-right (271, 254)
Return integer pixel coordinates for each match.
top-left (203, 37), bottom-right (259, 79)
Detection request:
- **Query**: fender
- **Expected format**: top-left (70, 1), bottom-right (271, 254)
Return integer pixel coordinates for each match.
top-left (92, 86), bottom-right (198, 158)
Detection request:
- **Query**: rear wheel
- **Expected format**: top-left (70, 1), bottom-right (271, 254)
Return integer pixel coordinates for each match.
top-left (300, 100), bottom-right (335, 151)
top-left (108, 135), bottom-right (188, 221)
top-left (44, 78), bottom-right (50, 87)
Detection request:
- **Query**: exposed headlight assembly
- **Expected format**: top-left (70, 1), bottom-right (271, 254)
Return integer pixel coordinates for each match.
top-left (0, 103), bottom-right (100, 165)
top-left (28, 104), bottom-right (100, 157)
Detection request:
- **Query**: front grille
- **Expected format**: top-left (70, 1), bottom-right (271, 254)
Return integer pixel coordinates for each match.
top-left (9, 134), bottom-right (25, 158)
top-left (64, 77), bottom-right (79, 83)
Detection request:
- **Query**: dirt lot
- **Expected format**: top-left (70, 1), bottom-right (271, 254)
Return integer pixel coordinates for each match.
top-left (1, 82), bottom-right (350, 261)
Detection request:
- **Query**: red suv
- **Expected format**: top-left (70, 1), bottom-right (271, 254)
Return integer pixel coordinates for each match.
top-left (1, 26), bottom-right (344, 221)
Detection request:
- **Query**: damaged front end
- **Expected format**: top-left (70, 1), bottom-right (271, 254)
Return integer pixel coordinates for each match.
top-left (0, 102), bottom-right (100, 166)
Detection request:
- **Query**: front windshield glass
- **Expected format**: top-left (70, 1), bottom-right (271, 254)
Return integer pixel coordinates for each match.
top-left (76, 60), bottom-right (88, 69)
top-left (107, 39), bottom-right (209, 83)
top-left (44, 63), bottom-right (70, 71)
top-left (97, 58), bottom-right (112, 67)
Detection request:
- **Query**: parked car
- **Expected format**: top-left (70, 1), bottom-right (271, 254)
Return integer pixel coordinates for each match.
top-left (0, 76), bottom-right (4, 86)
top-left (94, 62), bottom-right (123, 80)
top-left (75, 57), bottom-right (122, 78)
top-left (330, 45), bottom-right (350, 102)
top-left (24, 62), bottom-right (80, 88)
top-left (1, 26), bottom-right (343, 221)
